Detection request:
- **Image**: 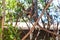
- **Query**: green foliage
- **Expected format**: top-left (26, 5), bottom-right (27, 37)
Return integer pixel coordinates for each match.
top-left (5, 0), bottom-right (26, 22)
top-left (3, 25), bottom-right (21, 40)
top-left (0, 0), bottom-right (55, 40)
top-left (0, 0), bottom-right (2, 16)
top-left (6, 0), bottom-right (17, 9)
top-left (39, 0), bottom-right (45, 7)
top-left (5, 0), bottom-right (17, 22)
top-left (24, 0), bottom-right (32, 4)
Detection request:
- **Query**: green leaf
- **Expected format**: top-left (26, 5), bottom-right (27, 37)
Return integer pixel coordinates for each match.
top-left (10, 35), bottom-right (14, 39)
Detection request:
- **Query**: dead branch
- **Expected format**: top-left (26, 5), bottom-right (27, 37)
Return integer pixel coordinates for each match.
top-left (22, 18), bottom-right (30, 29)
top-left (34, 30), bottom-right (40, 40)
top-left (37, 23), bottom-right (60, 37)
top-left (21, 0), bottom-right (53, 40)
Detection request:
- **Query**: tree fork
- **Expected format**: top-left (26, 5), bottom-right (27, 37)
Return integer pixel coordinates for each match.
top-left (22, 0), bottom-right (53, 40)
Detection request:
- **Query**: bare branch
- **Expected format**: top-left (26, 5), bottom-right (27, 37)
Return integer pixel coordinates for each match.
top-left (22, 0), bottom-right (53, 40)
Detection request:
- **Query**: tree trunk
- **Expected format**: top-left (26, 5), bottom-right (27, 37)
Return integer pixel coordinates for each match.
top-left (32, 0), bottom-right (38, 22)
top-left (44, 0), bottom-right (51, 40)
top-left (2, 0), bottom-right (5, 40)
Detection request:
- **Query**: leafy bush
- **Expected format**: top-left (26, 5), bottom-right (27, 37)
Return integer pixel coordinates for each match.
top-left (3, 25), bottom-right (21, 40)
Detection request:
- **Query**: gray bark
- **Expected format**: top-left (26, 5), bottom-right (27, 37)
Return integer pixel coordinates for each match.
top-left (32, 0), bottom-right (38, 21)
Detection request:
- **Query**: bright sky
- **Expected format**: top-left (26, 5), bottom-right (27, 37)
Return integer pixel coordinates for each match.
top-left (19, 0), bottom-right (60, 22)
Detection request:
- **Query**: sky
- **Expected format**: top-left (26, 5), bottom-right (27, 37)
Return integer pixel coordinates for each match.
top-left (38, 0), bottom-right (60, 23)
top-left (19, 0), bottom-right (60, 23)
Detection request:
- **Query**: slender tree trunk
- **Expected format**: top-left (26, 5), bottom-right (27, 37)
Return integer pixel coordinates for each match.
top-left (2, 0), bottom-right (5, 30)
top-left (44, 0), bottom-right (51, 40)
top-left (56, 23), bottom-right (59, 40)
top-left (28, 0), bottom-right (38, 40)
top-left (32, 0), bottom-right (38, 21)
top-left (2, 0), bottom-right (5, 40)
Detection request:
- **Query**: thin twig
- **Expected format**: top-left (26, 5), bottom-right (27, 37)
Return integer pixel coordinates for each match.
top-left (34, 30), bottom-right (40, 40)
top-left (37, 23), bottom-right (60, 37)
top-left (22, 0), bottom-right (53, 40)
top-left (22, 17), bottom-right (30, 29)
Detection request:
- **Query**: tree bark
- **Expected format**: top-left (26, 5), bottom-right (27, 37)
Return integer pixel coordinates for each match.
top-left (32, 0), bottom-right (38, 22)
top-left (2, 0), bottom-right (5, 40)
top-left (22, 0), bottom-right (52, 40)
